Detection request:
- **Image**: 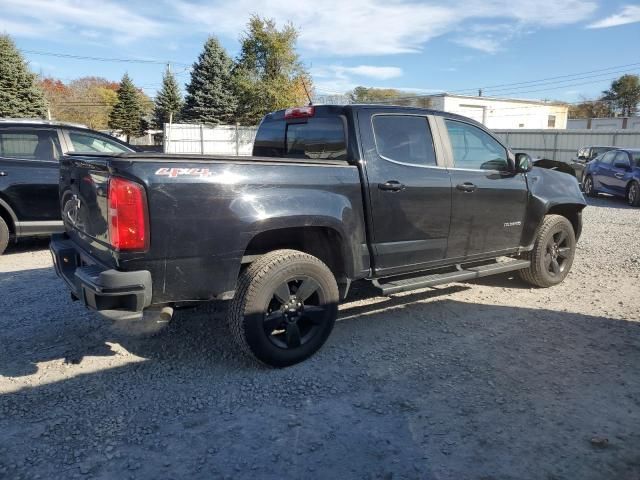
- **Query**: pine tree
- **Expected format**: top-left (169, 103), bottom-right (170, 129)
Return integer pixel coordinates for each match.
top-left (0, 34), bottom-right (47, 118)
top-left (182, 36), bottom-right (237, 125)
top-left (153, 66), bottom-right (183, 128)
top-left (108, 74), bottom-right (143, 142)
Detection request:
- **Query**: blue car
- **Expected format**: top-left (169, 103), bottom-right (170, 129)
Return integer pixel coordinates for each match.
top-left (583, 148), bottom-right (640, 207)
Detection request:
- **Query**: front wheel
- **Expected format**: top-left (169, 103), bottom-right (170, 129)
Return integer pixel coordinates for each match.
top-left (228, 249), bottom-right (339, 367)
top-left (583, 175), bottom-right (596, 197)
top-left (519, 215), bottom-right (576, 288)
top-left (0, 216), bottom-right (9, 256)
top-left (627, 181), bottom-right (640, 207)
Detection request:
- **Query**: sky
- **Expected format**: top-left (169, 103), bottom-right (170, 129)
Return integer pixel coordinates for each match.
top-left (1, 0), bottom-right (639, 103)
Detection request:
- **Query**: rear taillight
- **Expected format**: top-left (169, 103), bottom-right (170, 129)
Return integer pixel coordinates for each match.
top-left (285, 106), bottom-right (315, 119)
top-left (108, 177), bottom-right (149, 251)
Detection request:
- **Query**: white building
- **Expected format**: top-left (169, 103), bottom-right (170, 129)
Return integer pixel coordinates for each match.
top-left (423, 93), bottom-right (568, 130)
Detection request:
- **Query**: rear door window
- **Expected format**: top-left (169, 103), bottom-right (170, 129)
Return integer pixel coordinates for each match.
top-left (67, 131), bottom-right (131, 154)
top-left (253, 117), bottom-right (347, 160)
top-left (0, 129), bottom-right (61, 161)
top-left (372, 115), bottom-right (436, 167)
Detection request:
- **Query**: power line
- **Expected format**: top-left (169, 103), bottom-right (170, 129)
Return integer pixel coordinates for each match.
top-left (450, 61), bottom-right (640, 94)
top-left (464, 68), bottom-right (637, 96)
top-left (474, 72), bottom-right (639, 98)
top-left (317, 61), bottom-right (639, 101)
top-left (22, 49), bottom-right (189, 67)
top-left (372, 72), bottom-right (635, 106)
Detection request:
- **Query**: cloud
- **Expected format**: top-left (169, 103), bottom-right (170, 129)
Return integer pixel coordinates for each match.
top-left (0, 0), bottom-right (166, 43)
top-left (587, 5), bottom-right (640, 28)
top-left (454, 36), bottom-right (502, 54)
top-left (1, 0), bottom-right (601, 55)
top-left (329, 65), bottom-right (403, 80)
top-left (312, 65), bottom-right (442, 95)
top-left (311, 64), bottom-right (403, 94)
top-left (174, 0), bottom-right (597, 56)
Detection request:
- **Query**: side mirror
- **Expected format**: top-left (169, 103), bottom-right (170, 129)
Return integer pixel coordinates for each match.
top-left (515, 152), bottom-right (533, 173)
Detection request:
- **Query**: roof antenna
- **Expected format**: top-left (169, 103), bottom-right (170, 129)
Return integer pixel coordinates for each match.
top-left (301, 77), bottom-right (313, 106)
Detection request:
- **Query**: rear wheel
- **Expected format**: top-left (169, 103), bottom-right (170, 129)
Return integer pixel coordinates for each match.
top-left (627, 181), bottom-right (640, 207)
top-left (228, 249), bottom-right (339, 367)
top-left (0, 216), bottom-right (9, 256)
top-left (583, 175), bottom-right (596, 197)
top-left (519, 215), bottom-right (576, 288)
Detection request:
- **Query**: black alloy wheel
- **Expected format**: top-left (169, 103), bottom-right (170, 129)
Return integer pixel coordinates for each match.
top-left (544, 228), bottom-right (572, 278)
top-left (263, 277), bottom-right (328, 349)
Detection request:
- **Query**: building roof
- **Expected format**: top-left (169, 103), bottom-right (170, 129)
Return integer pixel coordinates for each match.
top-left (427, 93), bottom-right (568, 107)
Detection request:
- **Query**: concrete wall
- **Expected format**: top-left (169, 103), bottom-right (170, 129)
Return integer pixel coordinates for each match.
top-left (567, 117), bottom-right (640, 130)
top-left (493, 129), bottom-right (640, 162)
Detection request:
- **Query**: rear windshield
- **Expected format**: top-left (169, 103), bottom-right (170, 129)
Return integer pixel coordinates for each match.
top-left (253, 117), bottom-right (347, 160)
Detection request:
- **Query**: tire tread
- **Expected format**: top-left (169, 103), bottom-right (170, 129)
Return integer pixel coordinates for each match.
top-left (228, 249), bottom-right (336, 364)
top-left (0, 216), bottom-right (9, 256)
top-left (519, 214), bottom-right (575, 288)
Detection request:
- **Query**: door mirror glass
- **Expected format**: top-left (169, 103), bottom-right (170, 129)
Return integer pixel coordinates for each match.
top-left (515, 152), bottom-right (533, 172)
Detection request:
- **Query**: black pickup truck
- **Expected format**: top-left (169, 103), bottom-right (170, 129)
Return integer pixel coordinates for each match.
top-left (51, 105), bottom-right (586, 366)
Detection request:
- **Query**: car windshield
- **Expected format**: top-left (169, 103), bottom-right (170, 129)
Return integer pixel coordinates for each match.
top-left (592, 147), bottom-right (613, 157)
top-left (631, 152), bottom-right (640, 167)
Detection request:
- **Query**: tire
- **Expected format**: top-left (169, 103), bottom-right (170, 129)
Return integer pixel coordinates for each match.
top-left (583, 175), bottom-right (596, 197)
top-left (228, 249), bottom-right (339, 367)
top-left (519, 214), bottom-right (576, 288)
top-left (0, 216), bottom-right (9, 256)
top-left (627, 181), bottom-right (640, 207)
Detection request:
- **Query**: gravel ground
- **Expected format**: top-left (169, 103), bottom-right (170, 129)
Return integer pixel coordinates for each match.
top-left (1, 195), bottom-right (639, 480)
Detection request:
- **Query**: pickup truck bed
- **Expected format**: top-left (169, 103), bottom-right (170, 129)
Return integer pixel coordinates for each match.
top-left (51, 104), bottom-right (586, 366)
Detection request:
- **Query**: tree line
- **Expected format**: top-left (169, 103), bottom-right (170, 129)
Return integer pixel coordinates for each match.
top-left (0, 16), bottom-right (311, 140)
top-left (3, 19), bottom-right (640, 140)
top-left (569, 74), bottom-right (640, 119)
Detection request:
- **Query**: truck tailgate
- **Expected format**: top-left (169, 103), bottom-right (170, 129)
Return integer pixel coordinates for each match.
top-left (59, 155), bottom-right (115, 265)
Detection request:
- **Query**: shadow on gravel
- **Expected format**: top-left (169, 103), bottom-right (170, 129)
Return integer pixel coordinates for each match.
top-left (2, 267), bottom-right (640, 479)
top-left (2, 237), bottom-right (51, 255)
top-left (2, 293), bottom-right (640, 479)
top-left (463, 272), bottom-right (532, 289)
top-left (586, 195), bottom-right (637, 210)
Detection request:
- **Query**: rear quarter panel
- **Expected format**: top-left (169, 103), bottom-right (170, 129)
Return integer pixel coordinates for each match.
top-left (111, 159), bottom-right (368, 304)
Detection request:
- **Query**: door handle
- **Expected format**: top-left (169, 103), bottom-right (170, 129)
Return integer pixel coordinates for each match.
top-left (614, 173), bottom-right (625, 179)
top-left (456, 182), bottom-right (477, 193)
top-left (0, 171), bottom-right (7, 177)
top-left (378, 180), bottom-right (405, 192)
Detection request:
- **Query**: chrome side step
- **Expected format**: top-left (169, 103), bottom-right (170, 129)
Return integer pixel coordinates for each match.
top-left (371, 259), bottom-right (530, 295)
